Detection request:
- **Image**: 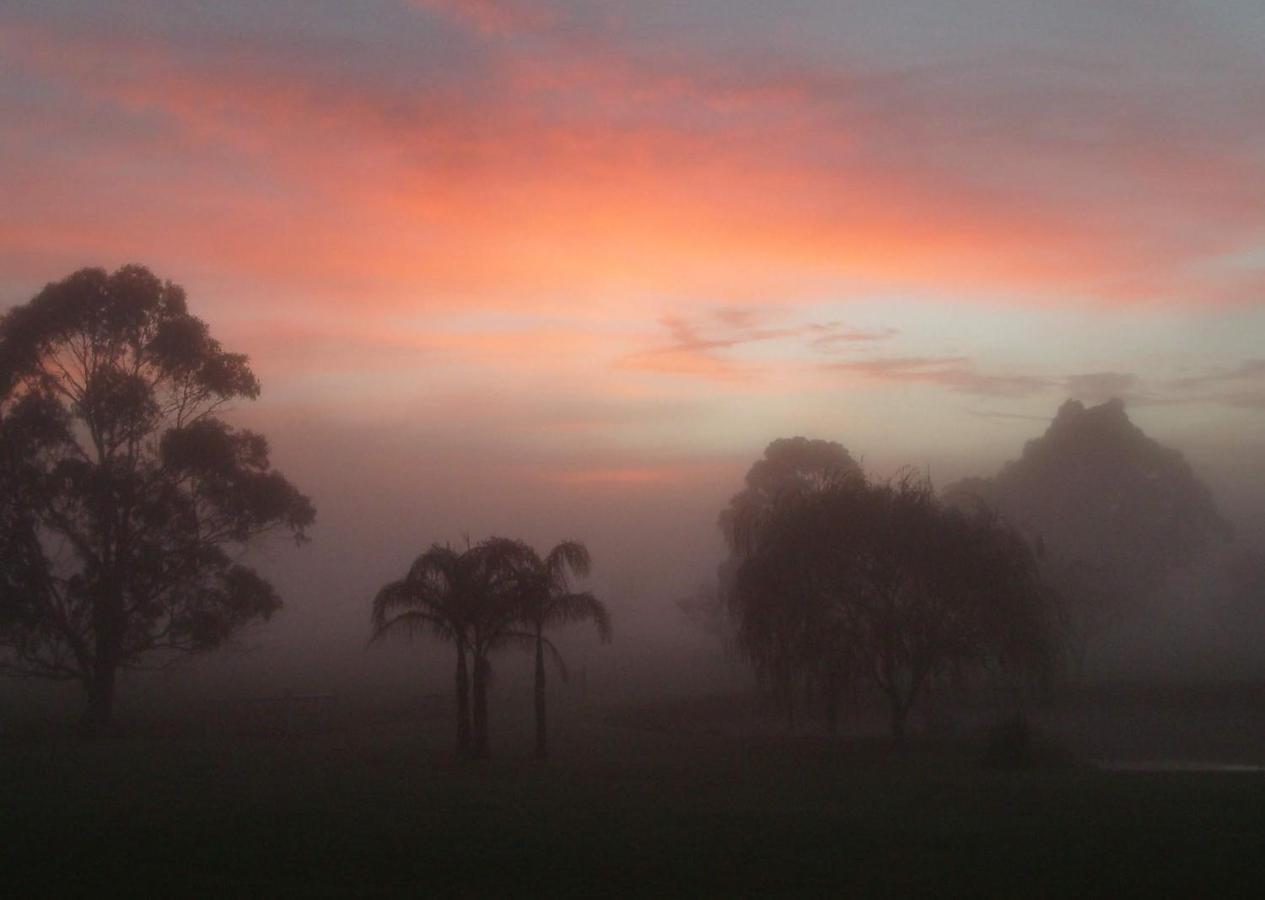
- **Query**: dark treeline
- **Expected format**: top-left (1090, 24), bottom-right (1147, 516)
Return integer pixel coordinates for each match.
top-left (687, 401), bottom-right (1256, 740)
top-left (1, 265), bottom-right (1260, 759)
top-left (0, 265), bottom-right (620, 753)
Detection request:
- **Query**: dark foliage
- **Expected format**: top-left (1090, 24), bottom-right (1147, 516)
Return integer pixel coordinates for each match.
top-left (945, 398), bottom-right (1230, 670)
top-left (371, 537), bottom-right (608, 759)
top-left (0, 266), bottom-right (314, 732)
top-left (499, 539), bottom-right (611, 758)
top-left (728, 463), bottom-right (1057, 741)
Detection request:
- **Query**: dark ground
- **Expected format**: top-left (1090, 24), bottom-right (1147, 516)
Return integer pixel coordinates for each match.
top-left (3, 688), bottom-right (1264, 897)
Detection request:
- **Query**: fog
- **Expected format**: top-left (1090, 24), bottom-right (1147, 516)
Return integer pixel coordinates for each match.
top-left (4, 0), bottom-right (1265, 890)
top-left (10, 396), bottom-right (1245, 723)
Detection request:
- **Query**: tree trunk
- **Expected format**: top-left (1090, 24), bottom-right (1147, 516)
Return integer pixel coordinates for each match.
top-left (534, 628), bottom-right (547, 759)
top-left (82, 578), bottom-right (124, 737)
top-left (455, 642), bottom-right (472, 758)
top-left (471, 654), bottom-right (490, 759)
top-left (79, 660), bottom-right (116, 737)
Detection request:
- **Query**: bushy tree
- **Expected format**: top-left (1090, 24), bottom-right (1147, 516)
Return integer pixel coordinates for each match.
top-left (0, 266), bottom-right (314, 732)
top-left (946, 398), bottom-right (1229, 670)
top-left (730, 466), bottom-right (1054, 742)
top-left (719, 437), bottom-right (861, 548)
top-left (680, 438), bottom-right (861, 643)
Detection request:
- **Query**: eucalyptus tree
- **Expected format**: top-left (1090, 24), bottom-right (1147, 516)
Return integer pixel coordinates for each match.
top-left (502, 540), bottom-right (610, 758)
top-left (946, 398), bottom-right (1228, 671)
top-left (0, 266), bottom-right (315, 733)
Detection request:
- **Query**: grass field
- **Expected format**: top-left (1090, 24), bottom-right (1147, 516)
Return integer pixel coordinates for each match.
top-left (3, 693), bottom-right (1264, 896)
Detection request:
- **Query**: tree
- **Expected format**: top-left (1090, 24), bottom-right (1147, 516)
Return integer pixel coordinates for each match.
top-left (946, 398), bottom-right (1229, 671)
top-left (502, 540), bottom-right (611, 758)
top-left (371, 544), bottom-right (482, 757)
top-left (729, 463), bottom-right (1054, 742)
top-left (461, 536), bottom-right (541, 758)
top-left (370, 537), bottom-right (569, 759)
top-left (0, 265), bottom-right (314, 733)
top-left (852, 478), bottom-right (1054, 741)
top-left (719, 437), bottom-right (861, 548)
top-left (684, 438), bottom-right (862, 656)
top-left (722, 442), bottom-right (863, 732)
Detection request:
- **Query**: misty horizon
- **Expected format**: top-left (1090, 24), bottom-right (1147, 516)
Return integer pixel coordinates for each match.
top-left (3, 2), bottom-right (1264, 895)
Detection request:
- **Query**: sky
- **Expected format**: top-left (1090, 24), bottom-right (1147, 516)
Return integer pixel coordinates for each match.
top-left (2, 1), bottom-right (1264, 677)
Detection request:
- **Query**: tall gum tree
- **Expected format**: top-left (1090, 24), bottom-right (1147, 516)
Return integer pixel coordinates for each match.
top-left (945, 398), bottom-right (1230, 671)
top-left (0, 266), bottom-right (315, 733)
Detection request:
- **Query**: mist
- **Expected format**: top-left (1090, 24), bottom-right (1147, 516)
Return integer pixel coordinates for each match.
top-left (4, 0), bottom-right (1265, 894)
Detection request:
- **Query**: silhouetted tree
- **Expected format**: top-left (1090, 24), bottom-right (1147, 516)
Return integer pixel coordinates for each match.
top-left (502, 540), bottom-right (611, 758)
top-left (371, 537), bottom-right (571, 759)
top-left (688, 438), bottom-right (862, 690)
top-left (730, 463), bottom-right (1053, 743)
top-left (371, 544), bottom-right (483, 757)
top-left (719, 437), bottom-right (862, 548)
top-left (462, 536), bottom-right (543, 758)
top-left (0, 266), bottom-right (314, 733)
top-left (729, 471), bottom-right (863, 731)
top-left (946, 398), bottom-right (1229, 671)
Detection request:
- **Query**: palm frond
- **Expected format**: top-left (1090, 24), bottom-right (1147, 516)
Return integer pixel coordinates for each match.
top-left (370, 579), bottom-right (416, 630)
top-left (545, 540), bottom-right (591, 584)
top-left (369, 609), bottom-right (455, 644)
top-left (546, 590), bottom-right (612, 642)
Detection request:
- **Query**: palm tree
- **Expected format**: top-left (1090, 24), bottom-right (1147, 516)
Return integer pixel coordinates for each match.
top-left (459, 537), bottom-right (526, 758)
top-left (506, 540), bottom-right (612, 759)
top-left (370, 543), bottom-right (483, 758)
top-left (370, 537), bottom-right (603, 760)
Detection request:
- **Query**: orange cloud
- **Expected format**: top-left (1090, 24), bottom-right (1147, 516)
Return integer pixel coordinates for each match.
top-left (4, 14), bottom-right (1259, 322)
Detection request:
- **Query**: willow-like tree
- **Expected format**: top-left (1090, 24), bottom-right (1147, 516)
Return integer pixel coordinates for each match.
top-left (0, 266), bottom-right (315, 733)
top-left (731, 465), bottom-right (1054, 743)
top-left (503, 540), bottom-right (610, 758)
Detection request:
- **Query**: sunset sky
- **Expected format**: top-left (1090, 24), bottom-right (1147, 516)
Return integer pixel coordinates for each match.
top-left (3, 1), bottom-right (1264, 649)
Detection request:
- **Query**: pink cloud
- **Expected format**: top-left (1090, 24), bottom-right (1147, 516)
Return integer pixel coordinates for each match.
top-left (4, 14), bottom-right (1260, 321)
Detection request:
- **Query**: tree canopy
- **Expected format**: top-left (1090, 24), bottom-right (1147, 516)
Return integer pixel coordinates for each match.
top-left (0, 265), bottom-right (314, 731)
top-left (372, 537), bottom-right (609, 759)
top-left (945, 398), bottom-right (1229, 666)
top-left (719, 437), bottom-right (861, 547)
top-left (729, 464), bottom-right (1055, 740)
